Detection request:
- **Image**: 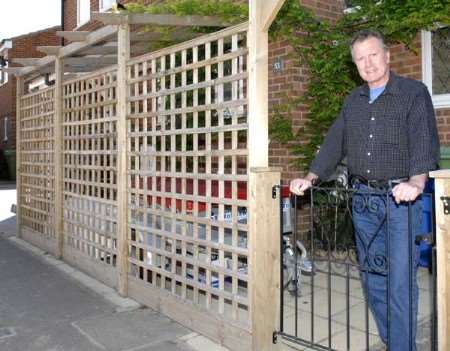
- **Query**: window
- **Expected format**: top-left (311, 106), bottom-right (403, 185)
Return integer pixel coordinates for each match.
top-left (3, 117), bottom-right (8, 142)
top-left (0, 60), bottom-right (8, 86)
top-left (77, 0), bottom-right (91, 26)
top-left (422, 27), bottom-right (450, 108)
top-left (100, 0), bottom-right (116, 12)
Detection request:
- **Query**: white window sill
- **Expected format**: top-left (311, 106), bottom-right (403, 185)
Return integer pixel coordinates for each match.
top-left (432, 94), bottom-right (450, 109)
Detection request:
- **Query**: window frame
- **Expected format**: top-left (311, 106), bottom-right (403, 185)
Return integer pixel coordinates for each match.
top-left (99, 0), bottom-right (116, 12)
top-left (421, 29), bottom-right (450, 109)
top-left (0, 60), bottom-right (8, 86)
top-left (77, 0), bottom-right (91, 27)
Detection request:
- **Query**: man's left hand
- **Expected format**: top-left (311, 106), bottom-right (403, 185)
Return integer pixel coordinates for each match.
top-left (392, 181), bottom-right (423, 204)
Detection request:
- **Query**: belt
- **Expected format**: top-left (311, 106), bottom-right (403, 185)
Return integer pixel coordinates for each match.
top-left (350, 175), bottom-right (408, 189)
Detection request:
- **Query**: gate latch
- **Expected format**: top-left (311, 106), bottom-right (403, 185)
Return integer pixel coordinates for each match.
top-left (272, 185), bottom-right (280, 199)
top-left (441, 196), bottom-right (450, 215)
top-left (272, 331), bottom-right (278, 344)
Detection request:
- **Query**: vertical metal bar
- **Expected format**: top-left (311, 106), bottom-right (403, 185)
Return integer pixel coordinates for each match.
top-left (328, 214), bottom-right (332, 350)
top-left (430, 191), bottom-right (437, 351)
top-left (408, 202), bottom-right (413, 351)
top-left (310, 188), bottom-right (315, 346)
top-left (386, 190), bottom-right (391, 350)
top-left (279, 184), bottom-right (285, 333)
top-left (346, 262), bottom-right (350, 351)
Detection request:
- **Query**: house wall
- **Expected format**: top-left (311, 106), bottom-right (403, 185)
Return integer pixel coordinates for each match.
top-left (267, 1), bottom-right (450, 181)
top-left (62, 0), bottom-right (450, 178)
top-left (0, 27), bottom-right (60, 153)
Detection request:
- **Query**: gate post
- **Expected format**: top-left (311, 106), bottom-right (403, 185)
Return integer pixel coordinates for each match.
top-left (117, 20), bottom-right (130, 296)
top-left (249, 167), bottom-right (281, 351)
top-left (16, 76), bottom-right (24, 238)
top-left (54, 57), bottom-right (64, 259)
top-left (430, 170), bottom-right (450, 351)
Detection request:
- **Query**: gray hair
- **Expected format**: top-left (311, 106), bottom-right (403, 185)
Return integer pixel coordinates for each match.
top-left (350, 29), bottom-right (388, 54)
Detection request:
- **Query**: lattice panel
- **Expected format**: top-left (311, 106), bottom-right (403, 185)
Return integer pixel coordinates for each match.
top-left (62, 68), bottom-right (118, 267)
top-left (127, 24), bottom-right (249, 324)
top-left (19, 87), bottom-right (56, 238)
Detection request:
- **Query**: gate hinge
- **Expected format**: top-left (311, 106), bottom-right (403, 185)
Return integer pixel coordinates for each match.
top-left (441, 196), bottom-right (450, 215)
top-left (272, 185), bottom-right (280, 199)
top-left (272, 331), bottom-right (278, 344)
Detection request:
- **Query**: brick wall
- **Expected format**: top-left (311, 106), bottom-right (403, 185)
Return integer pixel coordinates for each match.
top-left (0, 27), bottom-right (60, 152)
top-left (268, 1), bottom-right (450, 181)
top-left (268, 0), bottom-right (345, 181)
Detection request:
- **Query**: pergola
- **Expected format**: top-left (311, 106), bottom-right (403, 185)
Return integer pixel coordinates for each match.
top-left (2, 2), bottom-right (289, 351)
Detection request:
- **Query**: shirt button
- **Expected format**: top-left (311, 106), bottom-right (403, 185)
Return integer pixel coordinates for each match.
top-left (369, 134), bottom-right (373, 138)
top-left (371, 117), bottom-right (375, 121)
top-left (367, 170), bottom-right (371, 174)
top-left (367, 152), bottom-right (371, 156)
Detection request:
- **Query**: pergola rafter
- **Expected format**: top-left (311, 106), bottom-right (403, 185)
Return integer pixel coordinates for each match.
top-left (2, 12), bottom-right (228, 80)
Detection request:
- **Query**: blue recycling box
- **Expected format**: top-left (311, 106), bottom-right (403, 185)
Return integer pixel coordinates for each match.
top-left (418, 180), bottom-right (433, 268)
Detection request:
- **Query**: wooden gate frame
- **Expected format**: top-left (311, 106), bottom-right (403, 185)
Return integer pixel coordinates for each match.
top-left (10, 1), bottom-right (287, 350)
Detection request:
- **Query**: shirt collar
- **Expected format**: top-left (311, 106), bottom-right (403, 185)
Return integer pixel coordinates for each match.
top-left (359, 72), bottom-right (402, 97)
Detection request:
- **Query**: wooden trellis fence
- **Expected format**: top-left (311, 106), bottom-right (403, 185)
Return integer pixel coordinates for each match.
top-left (14, 4), bottom-right (284, 346)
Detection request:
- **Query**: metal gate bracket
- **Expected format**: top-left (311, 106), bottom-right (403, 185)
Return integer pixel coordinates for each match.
top-left (272, 331), bottom-right (278, 344)
top-left (272, 185), bottom-right (280, 199)
top-left (441, 196), bottom-right (450, 215)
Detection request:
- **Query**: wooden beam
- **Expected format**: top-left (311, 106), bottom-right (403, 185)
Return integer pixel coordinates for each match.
top-left (63, 63), bottom-right (116, 73)
top-left (78, 42), bottom-right (117, 55)
top-left (16, 77), bottom-right (24, 238)
top-left (64, 56), bottom-right (117, 65)
top-left (36, 46), bottom-right (62, 55)
top-left (54, 57), bottom-right (64, 259)
top-left (1, 67), bottom-right (25, 75)
top-left (261, 0), bottom-right (285, 31)
top-left (12, 58), bottom-right (43, 66)
top-left (56, 31), bottom-right (90, 42)
top-left (430, 169), bottom-right (450, 351)
top-left (18, 56), bottom-right (56, 76)
top-left (116, 22), bottom-right (130, 297)
top-left (92, 12), bottom-right (229, 27)
top-left (249, 168), bottom-right (281, 351)
top-left (58, 25), bottom-right (118, 58)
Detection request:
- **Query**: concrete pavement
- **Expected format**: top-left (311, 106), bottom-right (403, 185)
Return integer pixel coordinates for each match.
top-left (0, 182), bottom-right (230, 351)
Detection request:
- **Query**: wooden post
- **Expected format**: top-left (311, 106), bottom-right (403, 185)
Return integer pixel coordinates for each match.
top-left (248, 1), bottom-right (285, 350)
top-left (15, 76), bottom-right (24, 238)
top-left (54, 57), bottom-right (64, 258)
top-left (249, 168), bottom-right (281, 351)
top-left (248, 0), bottom-right (285, 168)
top-left (430, 170), bottom-right (450, 351)
top-left (117, 21), bottom-right (130, 296)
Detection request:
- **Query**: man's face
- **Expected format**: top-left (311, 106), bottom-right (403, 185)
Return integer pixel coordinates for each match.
top-left (352, 37), bottom-right (390, 88)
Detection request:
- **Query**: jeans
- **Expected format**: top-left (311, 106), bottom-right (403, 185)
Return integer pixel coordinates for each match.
top-left (352, 184), bottom-right (422, 351)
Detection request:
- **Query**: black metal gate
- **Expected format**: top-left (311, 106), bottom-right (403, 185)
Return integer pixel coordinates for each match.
top-left (275, 181), bottom-right (437, 351)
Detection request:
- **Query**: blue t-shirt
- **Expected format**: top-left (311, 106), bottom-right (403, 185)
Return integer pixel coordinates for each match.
top-left (369, 86), bottom-right (386, 103)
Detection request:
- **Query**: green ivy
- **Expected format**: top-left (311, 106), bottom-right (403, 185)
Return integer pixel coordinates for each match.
top-left (126, 0), bottom-right (449, 171)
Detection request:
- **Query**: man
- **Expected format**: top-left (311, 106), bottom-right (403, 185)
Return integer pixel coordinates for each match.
top-left (290, 30), bottom-right (439, 350)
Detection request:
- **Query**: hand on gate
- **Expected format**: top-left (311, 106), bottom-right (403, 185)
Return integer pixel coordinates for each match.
top-left (290, 172), bottom-right (318, 196)
top-left (391, 174), bottom-right (427, 204)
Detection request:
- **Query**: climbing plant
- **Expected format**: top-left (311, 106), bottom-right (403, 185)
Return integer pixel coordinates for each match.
top-left (126, 0), bottom-right (450, 171)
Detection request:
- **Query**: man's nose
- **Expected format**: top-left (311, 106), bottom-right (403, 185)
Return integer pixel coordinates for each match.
top-left (364, 57), bottom-right (372, 68)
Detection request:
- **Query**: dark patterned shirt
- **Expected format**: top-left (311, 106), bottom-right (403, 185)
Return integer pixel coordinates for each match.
top-left (310, 73), bottom-right (440, 181)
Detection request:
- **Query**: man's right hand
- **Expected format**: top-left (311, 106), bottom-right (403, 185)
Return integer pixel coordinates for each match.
top-left (289, 173), bottom-right (318, 196)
